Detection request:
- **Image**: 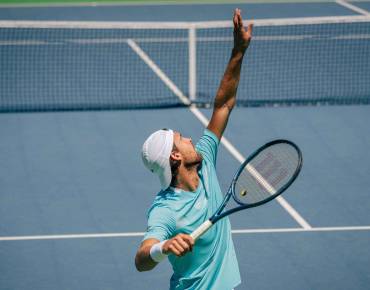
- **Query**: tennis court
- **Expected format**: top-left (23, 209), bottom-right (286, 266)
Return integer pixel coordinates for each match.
top-left (1, 1), bottom-right (370, 289)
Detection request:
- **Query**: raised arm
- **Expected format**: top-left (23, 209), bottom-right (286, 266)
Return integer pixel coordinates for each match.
top-left (207, 9), bottom-right (253, 140)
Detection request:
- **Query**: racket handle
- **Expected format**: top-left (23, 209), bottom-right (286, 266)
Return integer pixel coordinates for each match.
top-left (190, 220), bottom-right (213, 241)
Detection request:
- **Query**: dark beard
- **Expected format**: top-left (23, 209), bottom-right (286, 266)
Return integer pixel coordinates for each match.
top-left (184, 152), bottom-right (203, 170)
top-left (196, 152), bottom-right (203, 171)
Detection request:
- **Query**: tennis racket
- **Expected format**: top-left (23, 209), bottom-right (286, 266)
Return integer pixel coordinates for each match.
top-left (190, 139), bottom-right (303, 241)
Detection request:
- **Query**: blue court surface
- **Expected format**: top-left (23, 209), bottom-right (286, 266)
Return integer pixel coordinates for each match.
top-left (1, 1), bottom-right (370, 290)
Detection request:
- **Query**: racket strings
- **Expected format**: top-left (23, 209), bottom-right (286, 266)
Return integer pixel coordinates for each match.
top-left (235, 142), bottom-right (301, 205)
top-left (236, 169), bottom-right (272, 204)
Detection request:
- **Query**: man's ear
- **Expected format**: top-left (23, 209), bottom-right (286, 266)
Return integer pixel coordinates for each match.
top-left (170, 150), bottom-right (181, 161)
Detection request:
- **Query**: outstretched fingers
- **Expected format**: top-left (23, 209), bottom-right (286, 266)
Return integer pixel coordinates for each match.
top-left (237, 9), bottom-right (243, 30)
top-left (246, 23), bottom-right (253, 37)
top-left (233, 8), bottom-right (241, 31)
top-left (233, 8), bottom-right (253, 52)
top-left (233, 8), bottom-right (245, 31)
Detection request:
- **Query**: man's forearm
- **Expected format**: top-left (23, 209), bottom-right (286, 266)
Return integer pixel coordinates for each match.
top-left (206, 9), bottom-right (252, 140)
top-left (135, 245), bottom-right (158, 272)
top-left (135, 239), bottom-right (159, 272)
top-left (214, 49), bottom-right (245, 109)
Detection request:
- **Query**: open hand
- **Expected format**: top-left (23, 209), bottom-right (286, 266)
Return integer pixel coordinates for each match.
top-left (233, 8), bottom-right (253, 53)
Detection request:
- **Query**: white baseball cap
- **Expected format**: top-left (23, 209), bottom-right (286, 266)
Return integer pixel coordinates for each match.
top-left (141, 129), bottom-right (174, 190)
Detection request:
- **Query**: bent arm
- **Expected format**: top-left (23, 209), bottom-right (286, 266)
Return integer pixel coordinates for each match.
top-left (135, 234), bottom-right (194, 272)
top-left (135, 238), bottom-right (160, 272)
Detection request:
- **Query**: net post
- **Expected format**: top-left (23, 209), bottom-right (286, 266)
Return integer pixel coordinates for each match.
top-left (188, 25), bottom-right (196, 102)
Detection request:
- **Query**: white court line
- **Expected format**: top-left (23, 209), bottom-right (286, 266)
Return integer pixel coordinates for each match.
top-left (0, 232), bottom-right (144, 241)
top-left (2, 33), bottom-right (370, 47)
top-left (126, 39), bottom-right (190, 106)
top-left (127, 39), bottom-right (312, 229)
top-left (232, 225), bottom-right (370, 234)
top-left (243, 163), bottom-right (312, 230)
top-left (1, 226), bottom-right (370, 241)
top-left (336, 0), bottom-right (370, 16)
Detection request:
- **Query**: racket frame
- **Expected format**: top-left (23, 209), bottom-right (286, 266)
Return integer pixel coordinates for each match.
top-left (190, 139), bottom-right (302, 241)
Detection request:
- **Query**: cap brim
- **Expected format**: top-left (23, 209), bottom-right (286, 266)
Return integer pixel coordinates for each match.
top-left (159, 159), bottom-right (172, 190)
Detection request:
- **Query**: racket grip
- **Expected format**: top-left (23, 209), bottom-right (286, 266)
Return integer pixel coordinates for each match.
top-left (190, 220), bottom-right (213, 241)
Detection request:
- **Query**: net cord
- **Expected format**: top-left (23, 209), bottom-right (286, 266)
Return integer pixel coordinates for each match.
top-left (0, 15), bottom-right (370, 29)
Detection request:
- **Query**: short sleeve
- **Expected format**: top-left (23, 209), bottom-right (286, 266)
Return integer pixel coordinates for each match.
top-left (143, 206), bottom-right (176, 242)
top-left (196, 129), bottom-right (220, 166)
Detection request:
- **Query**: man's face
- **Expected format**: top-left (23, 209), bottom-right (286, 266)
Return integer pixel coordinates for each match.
top-left (172, 131), bottom-right (202, 166)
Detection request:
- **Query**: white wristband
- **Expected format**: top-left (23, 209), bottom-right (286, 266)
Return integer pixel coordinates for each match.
top-left (150, 240), bottom-right (168, 263)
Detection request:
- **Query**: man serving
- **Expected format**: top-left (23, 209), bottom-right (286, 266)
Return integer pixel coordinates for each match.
top-left (135, 9), bottom-right (253, 290)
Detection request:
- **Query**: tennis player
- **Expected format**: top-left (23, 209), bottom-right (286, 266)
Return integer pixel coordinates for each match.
top-left (135, 9), bottom-right (253, 290)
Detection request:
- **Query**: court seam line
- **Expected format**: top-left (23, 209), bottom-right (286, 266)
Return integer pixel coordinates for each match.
top-left (1, 226), bottom-right (370, 241)
top-left (336, 0), bottom-right (370, 15)
top-left (126, 39), bottom-right (312, 230)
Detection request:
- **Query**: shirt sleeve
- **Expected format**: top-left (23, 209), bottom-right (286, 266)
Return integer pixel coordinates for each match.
top-left (196, 129), bottom-right (220, 166)
top-left (143, 205), bottom-right (176, 242)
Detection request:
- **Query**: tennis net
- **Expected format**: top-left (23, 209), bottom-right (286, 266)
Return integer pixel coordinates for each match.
top-left (1, 15), bottom-right (370, 112)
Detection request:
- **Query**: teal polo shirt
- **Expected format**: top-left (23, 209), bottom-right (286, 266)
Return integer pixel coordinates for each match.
top-left (143, 129), bottom-right (241, 290)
